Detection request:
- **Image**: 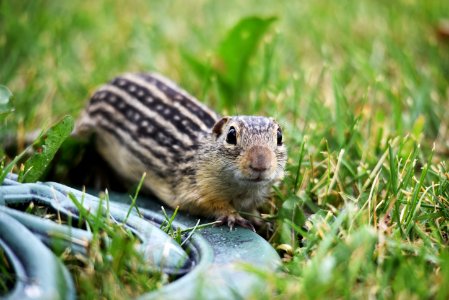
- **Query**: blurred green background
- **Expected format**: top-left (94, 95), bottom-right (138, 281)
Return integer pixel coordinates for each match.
top-left (2, 1), bottom-right (448, 141)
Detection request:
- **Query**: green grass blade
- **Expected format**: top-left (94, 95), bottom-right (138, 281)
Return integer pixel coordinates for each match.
top-left (19, 115), bottom-right (74, 183)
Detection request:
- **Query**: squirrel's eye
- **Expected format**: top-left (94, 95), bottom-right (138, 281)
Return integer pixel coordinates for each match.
top-left (226, 126), bottom-right (237, 145)
top-left (277, 128), bottom-right (283, 146)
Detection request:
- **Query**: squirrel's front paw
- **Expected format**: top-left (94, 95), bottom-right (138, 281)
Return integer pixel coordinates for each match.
top-left (216, 214), bottom-right (256, 232)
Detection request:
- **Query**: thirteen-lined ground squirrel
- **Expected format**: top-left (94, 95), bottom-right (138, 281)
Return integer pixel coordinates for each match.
top-left (75, 73), bottom-right (287, 230)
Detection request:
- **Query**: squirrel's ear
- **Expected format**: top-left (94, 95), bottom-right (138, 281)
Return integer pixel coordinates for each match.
top-left (212, 117), bottom-right (229, 138)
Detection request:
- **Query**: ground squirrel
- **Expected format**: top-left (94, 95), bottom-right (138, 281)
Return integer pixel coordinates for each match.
top-left (75, 73), bottom-right (287, 230)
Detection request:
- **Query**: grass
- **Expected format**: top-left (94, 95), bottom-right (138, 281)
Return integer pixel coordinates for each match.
top-left (1, 0), bottom-right (449, 298)
top-left (64, 192), bottom-right (167, 299)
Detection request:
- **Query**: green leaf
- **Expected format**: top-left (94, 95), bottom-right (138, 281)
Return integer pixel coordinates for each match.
top-left (216, 16), bottom-right (277, 89)
top-left (184, 15), bottom-right (277, 108)
top-left (19, 115), bottom-right (74, 183)
top-left (0, 85), bottom-right (14, 121)
top-left (182, 51), bottom-right (211, 82)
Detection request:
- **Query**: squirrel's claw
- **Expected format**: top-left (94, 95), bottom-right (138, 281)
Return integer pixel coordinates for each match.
top-left (216, 215), bottom-right (256, 232)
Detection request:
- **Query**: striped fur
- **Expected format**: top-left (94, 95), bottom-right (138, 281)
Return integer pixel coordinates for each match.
top-left (76, 73), bottom-right (218, 184)
top-left (75, 72), bottom-right (287, 228)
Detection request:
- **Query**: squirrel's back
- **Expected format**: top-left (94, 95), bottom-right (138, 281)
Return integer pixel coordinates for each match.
top-left (76, 73), bottom-right (219, 188)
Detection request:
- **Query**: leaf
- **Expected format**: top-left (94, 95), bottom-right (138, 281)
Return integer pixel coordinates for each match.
top-left (184, 15), bottom-right (277, 107)
top-left (182, 51), bottom-right (211, 82)
top-left (19, 115), bottom-right (74, 183)
top-left (216, 16), bottom-right (277, 89)
top-left (0, 85), bottom-right (14, 121)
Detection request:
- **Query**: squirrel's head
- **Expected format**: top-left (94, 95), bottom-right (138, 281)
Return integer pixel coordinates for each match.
top-left (211, 116), bottom-right (287, 185)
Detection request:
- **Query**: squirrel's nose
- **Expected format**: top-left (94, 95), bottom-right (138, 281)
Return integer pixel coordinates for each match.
top-left (250, 163), bottom-right (268, 172)
top-left (248, 146), bottom-right (272, 172)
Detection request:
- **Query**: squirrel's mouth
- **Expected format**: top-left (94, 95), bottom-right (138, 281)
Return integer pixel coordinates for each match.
top-left (237, 169), bottom-right (273, 183)
top-left (244, 176), bottom-right (270, 183)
